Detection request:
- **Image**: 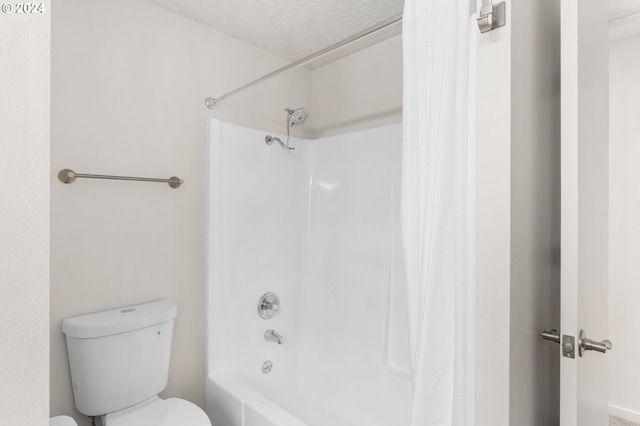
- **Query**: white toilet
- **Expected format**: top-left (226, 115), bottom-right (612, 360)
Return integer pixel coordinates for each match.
top-left (62, 300), bottom-right (211, 426)
top-left (50, 415), bottom-right (78, 426)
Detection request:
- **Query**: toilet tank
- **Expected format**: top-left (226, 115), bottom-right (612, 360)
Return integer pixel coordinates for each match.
top-left (62, 300), bottom-right (177, 416)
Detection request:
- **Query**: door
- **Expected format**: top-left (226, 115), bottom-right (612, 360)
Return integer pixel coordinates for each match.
top-left (560, 0), bottom-right (611, 425)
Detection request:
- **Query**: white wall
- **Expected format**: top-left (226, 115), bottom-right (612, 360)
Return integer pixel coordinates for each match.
top-left (310, 35), bottom-right (402, 138)
top-left (0, 4), bottom-right (50, 425)
top-left (50, 1), bottom-right (310, 424)
top-left (609, 32), bottom-right (640, 423)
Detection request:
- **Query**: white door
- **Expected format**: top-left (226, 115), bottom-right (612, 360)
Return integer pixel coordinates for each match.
top-left (560, 0), bottom-right (611, 425)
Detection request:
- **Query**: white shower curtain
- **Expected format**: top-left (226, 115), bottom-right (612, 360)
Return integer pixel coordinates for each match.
top-left (401, 0), bottom-right (475, 425)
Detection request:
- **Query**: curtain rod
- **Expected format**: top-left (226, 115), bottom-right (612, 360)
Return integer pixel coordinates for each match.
top-left (204, 12), bottom-right (404, 109)
top-left (203, 1), bottom-right (506, 109)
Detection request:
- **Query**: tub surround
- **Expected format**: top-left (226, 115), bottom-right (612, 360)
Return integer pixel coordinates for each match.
top-left (207, 120), bottom-right (409, 425)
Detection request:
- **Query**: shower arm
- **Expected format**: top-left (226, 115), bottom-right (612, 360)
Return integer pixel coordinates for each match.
top-left (265, 135), bottom-right (294, 150)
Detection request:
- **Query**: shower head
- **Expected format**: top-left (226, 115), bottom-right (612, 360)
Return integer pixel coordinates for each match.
top-left (286, 108), bottom-right (309, 127)
top-left (268, 107), bottom-right (308, 151)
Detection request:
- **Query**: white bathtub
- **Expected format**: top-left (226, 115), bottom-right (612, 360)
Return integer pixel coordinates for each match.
top-left (206, 373), bottom-right (307, 426)
top-left (206, 369), bottom-right (410, 426)
top-left (206, 119), bottom-right (411, 426)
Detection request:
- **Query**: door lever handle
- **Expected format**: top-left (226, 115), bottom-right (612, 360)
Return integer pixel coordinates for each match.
top-left (578, 329), bottom-right (612, 356)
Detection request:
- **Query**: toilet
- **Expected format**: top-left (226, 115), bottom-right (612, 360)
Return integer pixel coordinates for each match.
top-left (62, 300), bottom-right (211, 426)
top-left (50, 416), bottom-right (78, 426)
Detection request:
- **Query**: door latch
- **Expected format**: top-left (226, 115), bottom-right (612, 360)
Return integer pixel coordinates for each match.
top-left (539, 329), bottom-right (575, 358)
top-left (562, 334), bottom-right (575, 358)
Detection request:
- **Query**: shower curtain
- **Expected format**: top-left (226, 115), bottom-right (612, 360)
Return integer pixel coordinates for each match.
top-left (401, 0), bottom-right (475, 425)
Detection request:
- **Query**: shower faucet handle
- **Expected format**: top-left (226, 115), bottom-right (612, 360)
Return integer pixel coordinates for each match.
top-left (257, 292), bottom-right (280, 319)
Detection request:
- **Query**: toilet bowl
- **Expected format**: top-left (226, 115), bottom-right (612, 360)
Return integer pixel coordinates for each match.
top-left (49, 416), bottom-right (78, 426)
top-left (62, 300), bottom-right (211, 426)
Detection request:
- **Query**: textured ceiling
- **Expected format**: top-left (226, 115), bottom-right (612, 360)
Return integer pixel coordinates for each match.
top-left (145, 0), bottom-right (639, 68)
top-left (145, 0), bottom-right (404, 69)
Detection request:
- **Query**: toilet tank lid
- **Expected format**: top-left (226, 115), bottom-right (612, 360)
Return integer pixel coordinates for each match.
top-left (62, 300), bottom-right (177, 339)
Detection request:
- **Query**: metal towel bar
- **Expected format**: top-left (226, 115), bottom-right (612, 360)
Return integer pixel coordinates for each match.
top-left (58, 169), bottom-right (183, 189)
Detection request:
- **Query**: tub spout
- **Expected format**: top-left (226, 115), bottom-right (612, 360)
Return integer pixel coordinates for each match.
top-left (264, 329), bottom-right (284, 345)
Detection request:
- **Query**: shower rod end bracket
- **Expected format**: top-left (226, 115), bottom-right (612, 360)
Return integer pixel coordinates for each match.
top-left (58, 168), bottom-right (77, 184)
top-left (205, 97), bottom-right (217, 110)
top-left (168, 177), bottom-right (183, 189)
top-left (477, 1), bottom-right (506, 33)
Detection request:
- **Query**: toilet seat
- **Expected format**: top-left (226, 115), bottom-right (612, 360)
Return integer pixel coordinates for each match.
top-left (49, 416), bottom-right (78, 426)
top-left (103, 396), bottom-right (211, 426)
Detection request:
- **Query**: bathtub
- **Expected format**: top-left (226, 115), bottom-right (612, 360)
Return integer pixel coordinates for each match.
top-left (206, 119), bottom-right (411, 426)
top-left (206, 369), bottom-right (411, 426)
top-left (206, 373), bottom-right (307, 426)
